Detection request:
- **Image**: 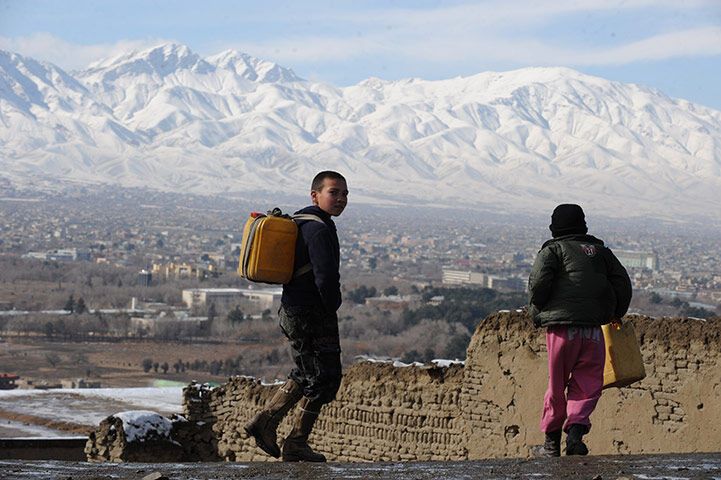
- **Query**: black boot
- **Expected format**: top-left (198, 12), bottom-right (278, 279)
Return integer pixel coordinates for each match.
top-left (244, 379), bottom-right (303, 458)
top-left (531, 430), bottom-right (561, 457)
top-left (565, 424), bottom-right (589, 456)
top-left (281, 397), bottom-right (326, 462)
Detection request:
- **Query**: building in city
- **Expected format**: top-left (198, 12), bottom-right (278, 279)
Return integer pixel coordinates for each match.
top-left (442, 268), bottom-right (485, 286)
top-left (442, 268), bottom-right (525, 292)
top-left (615, 250), bottom-right (659, 271)
top-left (181, 287), bottom-right (282, 314)
top-left (0, 374), bottom-right (19, 390)
top-left (22, 248), bottom-right (91, 262)
top-left (152, 262), bottom-right (217, 280)
top-left (485, 275), bottom-right (525, 292)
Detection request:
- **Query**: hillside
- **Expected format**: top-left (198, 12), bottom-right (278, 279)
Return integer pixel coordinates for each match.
top-left (1, 44), bottom-right (720, 221)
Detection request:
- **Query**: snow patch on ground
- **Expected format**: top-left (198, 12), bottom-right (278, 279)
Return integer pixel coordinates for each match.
top-left (431, 359), bottom-right (465, 367)
top-left (231, 375), bottom-right (284, 386)
top-left (66, 387), bottom-right (182, 412)
top-left (392, 360), bottom-right (425, 368)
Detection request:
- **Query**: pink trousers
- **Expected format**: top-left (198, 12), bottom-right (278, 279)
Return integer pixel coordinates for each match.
top-left (540, 325), bottom-right (605, 433)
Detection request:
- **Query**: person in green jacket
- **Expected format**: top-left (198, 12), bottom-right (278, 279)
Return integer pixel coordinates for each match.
top-left (529, 204), bottom-right (632, 457)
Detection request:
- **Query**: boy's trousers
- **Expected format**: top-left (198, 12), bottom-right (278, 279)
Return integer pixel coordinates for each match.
top-left (540, 325), bottom-right (605, 433)
top-left (279, 304), bottom-right (342, 405)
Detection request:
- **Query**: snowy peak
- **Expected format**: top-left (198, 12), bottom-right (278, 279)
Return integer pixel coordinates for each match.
top-left (1, 49), bottom-right (87, 96)
top-left (79, 43), bottom-right (302, 85)
top-left (1, 49), bottom-right (81, 87)
top-left (0, 49), bottom-right (91, 115)
top-left (80, 43), bottom-right (213, 84)
top-left (206, 49), bottom-right (303, 83)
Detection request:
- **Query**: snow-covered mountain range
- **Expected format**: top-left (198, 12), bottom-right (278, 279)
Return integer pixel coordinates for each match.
top-left (1, 43), bottom-right (720, 221)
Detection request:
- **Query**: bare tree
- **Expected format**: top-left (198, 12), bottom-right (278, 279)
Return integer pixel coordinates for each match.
top-left (45, 353), bottom-right (61, 367)
top-left (142, 358), bottom-right (153, 373)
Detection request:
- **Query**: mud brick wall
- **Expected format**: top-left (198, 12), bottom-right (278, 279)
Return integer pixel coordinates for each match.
top-left (181, 312), bottom-right (721, 461)
top-left (591, 314), bottom-right (721, 454)
top-left (184, 377), bottom-right (281, 462)
top-left (312, 364), bottom-right (466, 462)
top-left (184, 364), bottom-right (466, 462)
top-left (461, 312), bottom-right (721, 458)
top-left (460, 312), bottom-right (548, 459)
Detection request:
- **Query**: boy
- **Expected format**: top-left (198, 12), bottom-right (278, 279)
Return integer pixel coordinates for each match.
top-left (244, 171), bottom-right (348, 462)
top-left (528, 204), bottom-right (632, 456)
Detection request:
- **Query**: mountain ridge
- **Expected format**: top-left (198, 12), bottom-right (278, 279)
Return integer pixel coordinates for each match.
top-left (1, 43), bottom-right (720, 222)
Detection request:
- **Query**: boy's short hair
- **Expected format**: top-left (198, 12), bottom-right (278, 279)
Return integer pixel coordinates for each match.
top-left (311, 171), bottom-right (346, 192)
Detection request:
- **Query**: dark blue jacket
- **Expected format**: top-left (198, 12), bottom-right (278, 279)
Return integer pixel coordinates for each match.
top-left (281, 205), bottom-right (342, 313)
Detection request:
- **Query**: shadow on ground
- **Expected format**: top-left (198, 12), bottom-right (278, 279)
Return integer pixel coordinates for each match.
top-left (2, 453), bottom-right (721, 479)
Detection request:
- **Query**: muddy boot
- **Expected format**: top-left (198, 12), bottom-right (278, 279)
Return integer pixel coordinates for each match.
top-left (281, 397), bottom-right (326, 462)
top-left (565, 424), bottom-right (589, 456)
top-left (244, 379), bottom-right (302, 458)
top-left (531, 430), bottom-right (561, 457)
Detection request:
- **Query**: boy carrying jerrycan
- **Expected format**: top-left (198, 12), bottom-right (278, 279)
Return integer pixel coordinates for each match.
top-left (528, 204), bottom-right (633, 457)
top-left (241, 170), bottom-right (348, 462)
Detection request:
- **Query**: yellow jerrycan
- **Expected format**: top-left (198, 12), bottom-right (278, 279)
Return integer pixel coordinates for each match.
top-left (602, 321), bottom-right (646, 389)
top-left (238, 208), bottom-right (323, 284)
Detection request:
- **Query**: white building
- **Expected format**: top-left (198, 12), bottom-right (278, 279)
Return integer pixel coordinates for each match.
top-left (182, 287), bottom-right (282, 314)
top-left (615, 250), bottom-right (659, 271)
top-left (442, 268), bottom-right (485, 286)
top-left (23, 248), bottom-right (91, 262)
top-left (485, 275), bottom-right (525, 292)
top-left (442, 268), bottom-right (525, 292)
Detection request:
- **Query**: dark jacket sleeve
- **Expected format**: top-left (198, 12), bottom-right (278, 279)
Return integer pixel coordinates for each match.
top-left (528, 246), bottom-right (559, 310)
top-left (606, 250), bottom-right (633, 318)
top-left (306, 227), bottom-right (342, 313)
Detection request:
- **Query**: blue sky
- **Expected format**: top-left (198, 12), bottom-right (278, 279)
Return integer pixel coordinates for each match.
top-left (1, 0), bottom-right (721, 110)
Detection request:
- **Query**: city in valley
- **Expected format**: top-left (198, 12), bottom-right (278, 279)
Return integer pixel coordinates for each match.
top-left (0, 184), bottom-right (719, 393)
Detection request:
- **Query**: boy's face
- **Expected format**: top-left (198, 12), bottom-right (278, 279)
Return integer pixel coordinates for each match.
top-left (311, 178), bottom-right (348, 217)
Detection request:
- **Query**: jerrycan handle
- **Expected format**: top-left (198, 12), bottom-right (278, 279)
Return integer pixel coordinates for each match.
top-left (266, 207), bottom-right (293, 218)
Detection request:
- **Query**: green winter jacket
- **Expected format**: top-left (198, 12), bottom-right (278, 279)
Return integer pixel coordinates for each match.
top-left (528, 234), bottom-right (632, 328)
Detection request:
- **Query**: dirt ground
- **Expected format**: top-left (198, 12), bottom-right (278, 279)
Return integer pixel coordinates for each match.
top-left (2, 453), bottom-right (721, 479)
top-left (0, 408), bottom-right (90, 436)
top-left (0, 337), bottom-right (292, 388)
top-left (0, 336), bottom-right (290, 438)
